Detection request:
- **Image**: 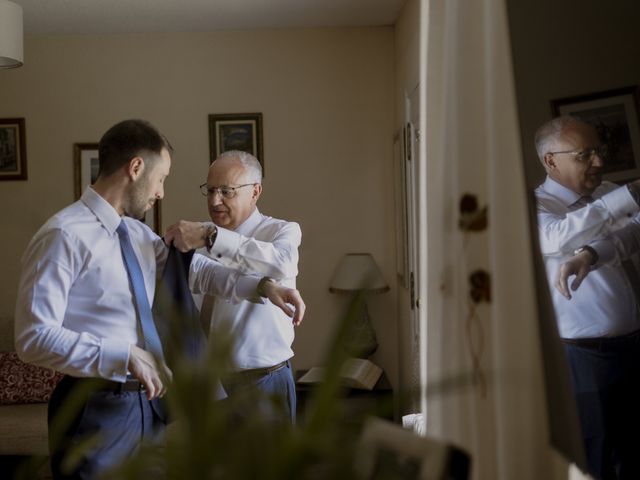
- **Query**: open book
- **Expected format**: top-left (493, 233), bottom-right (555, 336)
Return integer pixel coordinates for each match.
top-left (297, 358), bottom-right (383, 390)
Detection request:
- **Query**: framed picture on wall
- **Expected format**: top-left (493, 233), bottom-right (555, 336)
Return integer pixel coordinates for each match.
top-left (551, 86), bottom-right (640, 182)
top-left (73, 143), bottom-right (100, 199)
top-left (73, 143), bottom-right (162, 233)
top-left (0, 118), bottom-right (27, 181)
top-left (208, 112), bottom-right (264, 172)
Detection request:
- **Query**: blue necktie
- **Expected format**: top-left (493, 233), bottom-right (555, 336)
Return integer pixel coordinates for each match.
top-left (117, 220), bottom-right (165, 362)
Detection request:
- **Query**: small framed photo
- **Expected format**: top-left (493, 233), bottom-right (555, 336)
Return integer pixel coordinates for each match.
top-left (0, 118), bottom-right (27, 181)
top-left (208, 112), bottom-right (264, 171)
top-left (551, 86), bottom-right (640, 182)
top-left (73, 143), bottom-right (162, 234)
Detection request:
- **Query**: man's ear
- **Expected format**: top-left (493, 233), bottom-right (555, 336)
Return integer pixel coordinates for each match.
top-left (127, 157), bottom-right (145, 180)
top-left (252, 183), bottom-right (263, 202)
top-left (543, 153), bottom-right (556, 171)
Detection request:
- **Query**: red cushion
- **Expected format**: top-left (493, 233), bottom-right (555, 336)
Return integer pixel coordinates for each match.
top-left (0, 352), bottom-right (63, 405)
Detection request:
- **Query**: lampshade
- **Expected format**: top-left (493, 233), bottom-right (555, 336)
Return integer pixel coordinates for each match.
top-left (0, 0), bottom-right (23, 69)
top-left (329, 253), bottom-right (389, 294)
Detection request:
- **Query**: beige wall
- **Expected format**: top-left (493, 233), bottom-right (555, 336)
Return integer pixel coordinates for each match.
top-left (0, 27), bottom-right (399, 382)
top-left (507, 0), bottom-right (640, 189)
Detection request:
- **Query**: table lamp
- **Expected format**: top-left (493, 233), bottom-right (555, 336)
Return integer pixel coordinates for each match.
top-left (0, 0), bottom-right (23, 69)
top-left (329, 253), bottom-right (389, 358)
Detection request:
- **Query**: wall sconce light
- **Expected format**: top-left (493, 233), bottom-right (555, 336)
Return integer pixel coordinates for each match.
top-left (329, 253), bottom-right (389, 358)
top-left (0, 0), bottom-right (24, 69)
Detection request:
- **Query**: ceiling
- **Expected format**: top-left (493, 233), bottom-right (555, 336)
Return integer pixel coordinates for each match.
top-left (11, 0), bottom-right (406, 35)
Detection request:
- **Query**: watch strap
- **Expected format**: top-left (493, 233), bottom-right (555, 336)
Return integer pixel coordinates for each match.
top-left (574, 245), bottom-right (598, 266)
top-left (257, 277), bottom-right (275, 297)
top-left (204, 224), bottom-right (217, 252)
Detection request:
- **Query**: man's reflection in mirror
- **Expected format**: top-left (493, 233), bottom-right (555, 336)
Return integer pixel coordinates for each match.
top-left (535, 115), bottom-right (640, 479)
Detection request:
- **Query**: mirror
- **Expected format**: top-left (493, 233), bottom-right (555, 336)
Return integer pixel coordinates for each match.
top-left (507, 0), bottom-right (640, 474)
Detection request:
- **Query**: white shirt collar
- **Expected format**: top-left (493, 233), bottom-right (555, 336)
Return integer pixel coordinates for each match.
top-left (541, 176), bottom-right (583, 207)
top-left (235, 208), bottom-right (262, 235)
top-left (80, 187), bottom-right (122, 235)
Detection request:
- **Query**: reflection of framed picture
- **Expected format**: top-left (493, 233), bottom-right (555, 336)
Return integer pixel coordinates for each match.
top-left (551, 86), bottom-right (640, 182)
top-left (0, 118), bottom-right (27, 181)
top-left (73, 143), bottom-right (162, 234)
top-left (208, 112), bottom-right (264, 172)
top-left (393, 131), bottom-right (409, 288)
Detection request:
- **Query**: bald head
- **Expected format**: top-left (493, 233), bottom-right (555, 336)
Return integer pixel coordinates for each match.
top-left (205, 150), bottom-right (263, 230)
top-left (535, 115), bottom-right (605, 195)
top-left (534, 116), bottom-right (594, 166)
top-left (212, 150), bottom-right (262, 183)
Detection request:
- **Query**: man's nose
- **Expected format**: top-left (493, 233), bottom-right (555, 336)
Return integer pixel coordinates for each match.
top-left (157, 185), bottom-right (165, 200)
top-left (592, 153), bottom-right (604, 167)
top-left (209, 190), bottom-right (223, 205)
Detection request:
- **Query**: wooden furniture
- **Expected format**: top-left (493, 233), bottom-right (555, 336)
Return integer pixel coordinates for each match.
top-left (295, 369), bottom-right (394, 423)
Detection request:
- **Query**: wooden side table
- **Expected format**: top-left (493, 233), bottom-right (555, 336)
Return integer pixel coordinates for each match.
top-left (295, 370), bottom-right (394, 424)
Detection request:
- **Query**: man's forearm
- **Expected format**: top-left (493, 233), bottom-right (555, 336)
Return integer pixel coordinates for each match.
top-left (206, 223), bottom-right (301, 279)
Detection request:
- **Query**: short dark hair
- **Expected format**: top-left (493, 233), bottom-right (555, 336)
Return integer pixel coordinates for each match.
top-left (97, 119), bottom-right (173, 178)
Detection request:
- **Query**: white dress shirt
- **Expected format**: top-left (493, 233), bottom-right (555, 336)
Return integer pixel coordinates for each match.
top-left (535, 176), bottom-right (640, 338)
top-left (14, 187), bottom-right (262, 381)
top-left (190, 208), bottom-right (301, 370)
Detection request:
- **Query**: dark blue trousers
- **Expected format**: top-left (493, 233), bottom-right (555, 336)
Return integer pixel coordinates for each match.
top-left (221, 360), bottom-right (297, 425)
top-left (564, 339), bottom-right (640, 480)
top-left (48, 376), bottom-right (165, 480)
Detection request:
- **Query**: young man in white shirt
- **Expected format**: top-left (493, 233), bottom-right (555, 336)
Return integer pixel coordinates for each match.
top-left (166, 150), bottom-right (302, 424)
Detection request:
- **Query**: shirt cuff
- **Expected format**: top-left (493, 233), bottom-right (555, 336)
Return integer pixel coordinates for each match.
top-left (236, 275), bottom-right (266, 304)
top-left (600, 186), bottom-right (639, 220)
top-left (210, 227), bottom-right (241, 260)
top-left (98, 338), bottom-right (130, 382)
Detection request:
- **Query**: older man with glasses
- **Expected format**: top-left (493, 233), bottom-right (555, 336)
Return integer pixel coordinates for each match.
top-left (165, 150), bottom-right (302, 425)
top-left (535, 115), bottom-right (640, 479)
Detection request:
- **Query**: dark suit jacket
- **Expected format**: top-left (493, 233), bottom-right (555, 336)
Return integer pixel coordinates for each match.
top-left (153, 247), bottom-right (207, 364)
top-left (151, 247), bottom-right (208, 422)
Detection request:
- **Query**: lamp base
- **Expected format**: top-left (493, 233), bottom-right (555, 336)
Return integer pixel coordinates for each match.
top-left (342, 301), bottom-right (378, 358)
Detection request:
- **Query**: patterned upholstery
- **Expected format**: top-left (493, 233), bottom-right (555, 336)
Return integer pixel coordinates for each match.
top-left (0, 352), bottom-right (63, 405)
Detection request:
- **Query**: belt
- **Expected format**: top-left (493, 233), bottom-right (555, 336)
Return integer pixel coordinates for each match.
top-left (59, 376), bottom-right (146, 396)
top-left (228, 360), bottom-right (289, 382)
top-left (97, 377), bottom-right (146, 393)
top-left (561, 329), bottom-right (640, 351)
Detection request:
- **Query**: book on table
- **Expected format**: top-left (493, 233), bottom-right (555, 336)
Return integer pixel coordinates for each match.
top-left (297, 358), bottom-right (383, 390)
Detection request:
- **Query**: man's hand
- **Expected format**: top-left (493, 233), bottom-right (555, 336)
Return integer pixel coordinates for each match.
top-left (261, 280), bottom-right (306, 326)
top-left (128, 345), bottom-right (173, 400)
top-left (164, 221), bottom-right (210, 252)
top-left (555, 251), bottom-right (594, 300)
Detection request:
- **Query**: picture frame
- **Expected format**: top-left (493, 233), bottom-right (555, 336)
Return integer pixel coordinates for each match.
top-left (0, 118), bottom-right (27, 181)
top-left (208, 113), bottom-right (264, 172)
top-left (73, 143), bottom-right (162, 234)
top-left (551, 86), bottom-right (640, 182)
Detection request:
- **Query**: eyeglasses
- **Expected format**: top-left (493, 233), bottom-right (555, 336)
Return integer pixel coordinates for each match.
top-left (199, 183), bottom-right (255, 199)
top-left (548, 145), bottom-right (608, 163)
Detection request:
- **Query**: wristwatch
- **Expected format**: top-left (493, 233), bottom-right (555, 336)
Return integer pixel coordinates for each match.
top-left (257, 277), bottom-right (275, 297)
top-left (628, 183), bottom-right (640, 206)
top-left (573, 245), bottom-right (598, 266)
top-left (204, 224), bottom-right (218, 252)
